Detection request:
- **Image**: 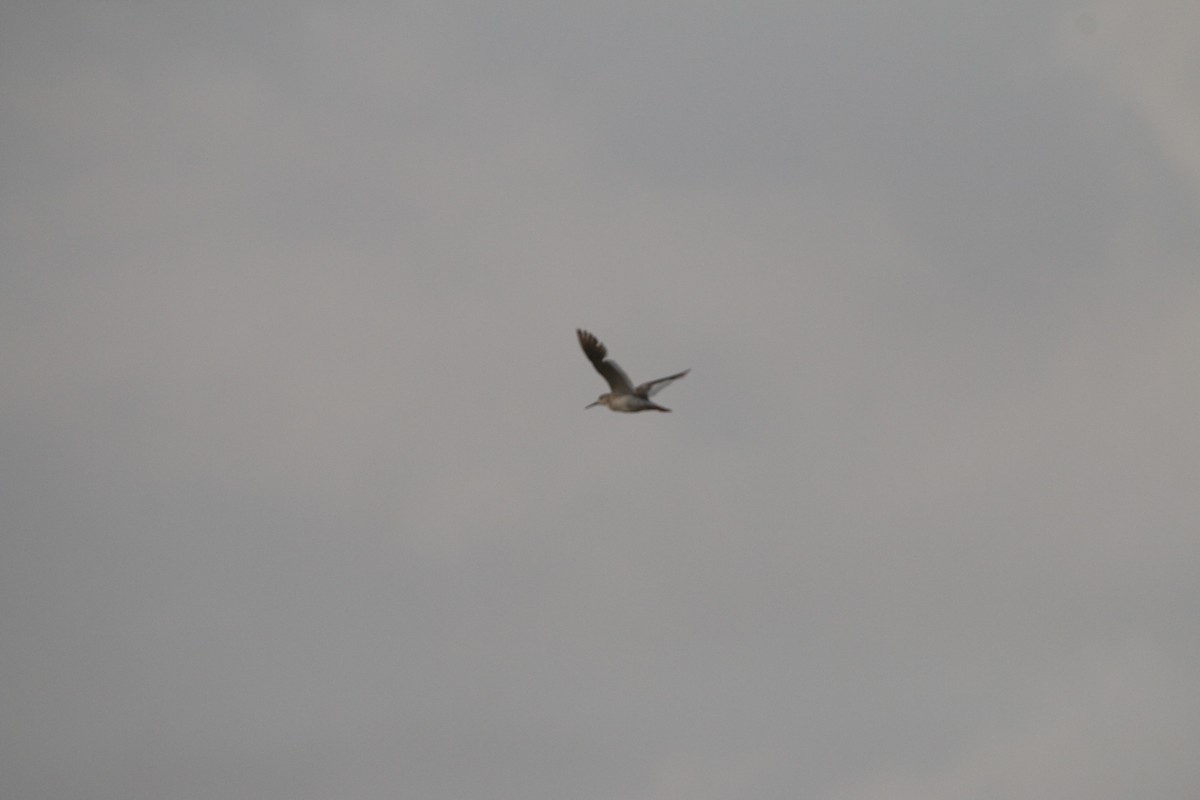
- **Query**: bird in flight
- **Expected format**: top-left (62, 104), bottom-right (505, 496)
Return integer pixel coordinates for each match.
top-left (577, 329), bottom-right (689, 412)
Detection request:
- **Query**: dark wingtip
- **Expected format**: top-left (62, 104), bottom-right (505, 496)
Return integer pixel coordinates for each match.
top-left (576, 328), bottom-right (606, 363)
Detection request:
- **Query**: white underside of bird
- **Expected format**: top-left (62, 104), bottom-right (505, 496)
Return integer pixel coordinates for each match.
top-left (597, 394), bottom-right (667, 413)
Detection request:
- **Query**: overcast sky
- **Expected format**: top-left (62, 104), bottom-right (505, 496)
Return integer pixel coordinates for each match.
top-left (3, 3), bottom-right (1199, 798)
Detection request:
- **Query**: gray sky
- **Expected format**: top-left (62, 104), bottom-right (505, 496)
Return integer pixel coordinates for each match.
top-left (2, 2), bottom-right (1199, 798)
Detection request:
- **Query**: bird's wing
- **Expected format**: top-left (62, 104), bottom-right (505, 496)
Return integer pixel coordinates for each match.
top-left (577, 329), bottom-right (634, 394)
top-left (636, 369), bottom-right (689, 398)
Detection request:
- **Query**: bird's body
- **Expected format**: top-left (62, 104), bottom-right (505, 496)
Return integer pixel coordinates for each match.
top-left (602, 394), bottom-right (666, 413)
top-left (577, 329), bottom-right (689, 413)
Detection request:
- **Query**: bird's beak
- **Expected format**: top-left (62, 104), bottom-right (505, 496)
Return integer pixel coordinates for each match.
top-left (585, 401), bottom-right (600, 409)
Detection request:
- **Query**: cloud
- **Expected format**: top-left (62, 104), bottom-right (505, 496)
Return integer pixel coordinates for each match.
top-left (828, 642), bottom-right (1200, 800)
top-left (1061, 1), bottom-right (1200, 194)
top-left (2, 3), bottom-right (1198, 798)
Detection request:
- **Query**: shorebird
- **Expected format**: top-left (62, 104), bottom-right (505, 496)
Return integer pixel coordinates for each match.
top-left (577, 329), bottom-right (689, 412)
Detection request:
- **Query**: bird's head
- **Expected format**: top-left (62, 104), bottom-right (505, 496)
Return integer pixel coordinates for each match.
top-left (586, 394), bottom-right (610, 409)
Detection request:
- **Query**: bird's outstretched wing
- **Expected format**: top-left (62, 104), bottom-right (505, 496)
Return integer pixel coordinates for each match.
top-left (636, 370), bottom-right (689, 398)
top-left (577, 329), bottom-right (634, 394)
